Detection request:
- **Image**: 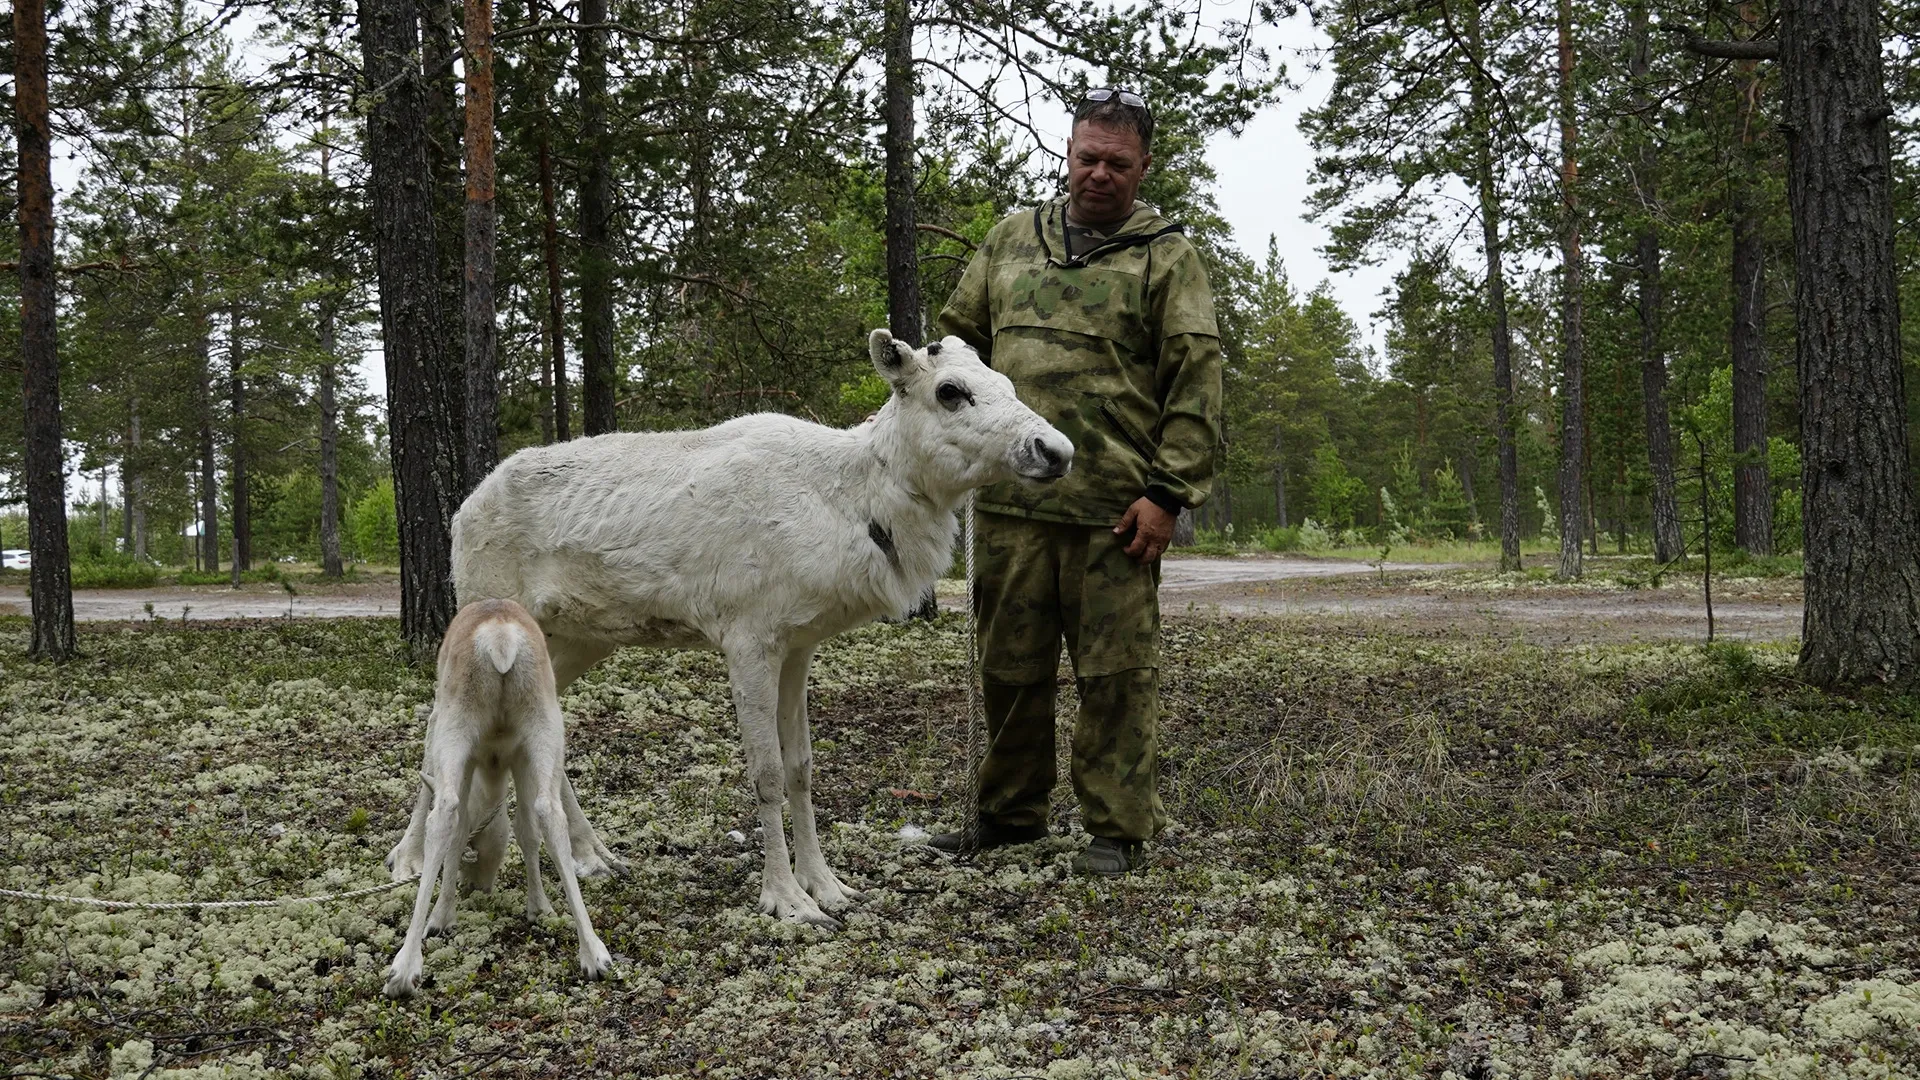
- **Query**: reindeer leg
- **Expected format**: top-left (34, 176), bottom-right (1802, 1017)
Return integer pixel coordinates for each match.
top-left (780, 646), bottom-right (859, 911)
top-left (540, 633), bottom-right (627, 877)
top-left (386, 742), bottom-right (469, 997)
top-left (726, 636), bottom-right (837, 929)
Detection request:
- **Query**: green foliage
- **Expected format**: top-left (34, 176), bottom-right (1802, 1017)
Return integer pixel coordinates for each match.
top-left (1297, 518), bottom-right (1335, 551)
top-left (172, 565), bottom-right (286, 586)
top-left (1427, 461), bottom-right (1473, 541)
top-left (1185, 528), bottom-right (1241, 555)
top-left (348, 479), bottom-right (399, 566)
top-left (837, 374), bottom-right (892, 419)
top-left (1255, 524), bottom-right (1302, 552)
top-left (69, 557), bottom-right (161, 589)
top-left (1304, 444), bottom-right (1366, 529)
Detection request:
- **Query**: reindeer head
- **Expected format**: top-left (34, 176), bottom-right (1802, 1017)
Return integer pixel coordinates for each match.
top-left (868, 328), bottom-right (1073, 493)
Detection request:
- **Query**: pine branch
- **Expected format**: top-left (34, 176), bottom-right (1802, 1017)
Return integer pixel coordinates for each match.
top-left (1681, 35), bottom-right (1778, 61)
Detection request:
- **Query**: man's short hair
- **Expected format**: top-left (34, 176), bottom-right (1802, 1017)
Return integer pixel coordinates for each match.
top-left (1071, 91), bottom-right (1153, 152)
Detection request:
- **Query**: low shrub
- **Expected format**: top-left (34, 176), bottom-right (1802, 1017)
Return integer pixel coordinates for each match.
top-left (69, 559), bottom-right (161, 589)
top-left (1256, 524), bottom-right (1301, 552)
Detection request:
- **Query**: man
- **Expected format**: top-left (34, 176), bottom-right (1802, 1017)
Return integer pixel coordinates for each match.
top-left (930, 88), bottom-right (1222, 875)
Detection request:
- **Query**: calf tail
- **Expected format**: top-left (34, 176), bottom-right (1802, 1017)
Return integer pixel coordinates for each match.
top-left (471, 619), bottom-right (526, 676)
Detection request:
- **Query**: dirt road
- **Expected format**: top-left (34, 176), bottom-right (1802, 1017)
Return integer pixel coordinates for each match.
top-left (0, 555), bottom-right (1800, 643)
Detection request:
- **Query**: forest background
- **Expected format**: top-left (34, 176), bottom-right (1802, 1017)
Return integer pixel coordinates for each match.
top-left (0, 0), bottom-right (1907, 636)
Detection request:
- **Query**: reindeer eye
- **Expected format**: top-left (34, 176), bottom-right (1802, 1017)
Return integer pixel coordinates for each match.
top-left (936, 382), bottom-right (974, 410)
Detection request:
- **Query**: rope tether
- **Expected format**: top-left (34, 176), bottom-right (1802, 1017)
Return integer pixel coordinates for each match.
top-left (0, 876), bottom-right (422, 912)
top-left (959, 493), bottom-right (985, 857)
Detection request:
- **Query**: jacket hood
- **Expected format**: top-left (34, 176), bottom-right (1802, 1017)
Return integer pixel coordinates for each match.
top-left (1033, 196), bottom-right (1184, 269)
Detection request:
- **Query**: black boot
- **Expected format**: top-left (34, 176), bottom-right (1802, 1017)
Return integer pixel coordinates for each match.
top-left (1073, 836), bottom-right (1147, 876)
top-left (927, 817), bottom-right (1049, 853)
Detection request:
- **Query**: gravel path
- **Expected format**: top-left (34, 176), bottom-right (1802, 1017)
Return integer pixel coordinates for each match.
top-left (0, 556), bottom-right (1801, 643)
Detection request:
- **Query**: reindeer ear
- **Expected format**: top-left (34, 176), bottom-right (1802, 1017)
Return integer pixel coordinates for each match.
top-left (868, 328), bottom-right (917, 378)
top-left (868, 328), bottom-right (900, 371)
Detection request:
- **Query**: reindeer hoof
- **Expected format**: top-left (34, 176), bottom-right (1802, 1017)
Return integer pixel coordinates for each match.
top-left (796, 866), bottom-right (862, 912)
top-left (579, 940), bottom-right (614, 981)
top-left (383, 957), bottom-right (422, 999)
top-left (758, 886), bottom-right (841, 930)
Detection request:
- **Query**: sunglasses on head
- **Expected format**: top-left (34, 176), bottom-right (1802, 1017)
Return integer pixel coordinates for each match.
top-left (1081, 87), bottom-right (1148, 110)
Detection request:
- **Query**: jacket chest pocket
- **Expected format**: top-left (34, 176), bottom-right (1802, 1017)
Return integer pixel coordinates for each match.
top-left (989, 261), bottom-right (1149, 358)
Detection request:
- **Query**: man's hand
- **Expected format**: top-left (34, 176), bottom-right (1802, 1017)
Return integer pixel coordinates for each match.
top-left (1114, 497), bottom-right (1176, 564)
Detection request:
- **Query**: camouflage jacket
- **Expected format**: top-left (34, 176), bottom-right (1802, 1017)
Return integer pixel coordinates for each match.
top-left (937, 196), bottom-right (1223, 526)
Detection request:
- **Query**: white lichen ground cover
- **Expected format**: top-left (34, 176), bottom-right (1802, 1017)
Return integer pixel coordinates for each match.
top-left (2, 616), bottom-right (1916, 1079)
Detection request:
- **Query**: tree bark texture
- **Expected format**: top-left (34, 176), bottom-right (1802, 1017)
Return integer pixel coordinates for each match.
top-left (420, 0), bottom-right (468, 490)
top-left (577, 0), bottom-right (617, 434)
top-left (883, 0), bottom-right (924, 345)
top-left (13, 0), bottom-right (73, 660)
top-left (1730, 195), bottom-right (1772, 555)
top-left (1630, 2), bottom-right (1684, 564)
top-left (1781, 0), bottom-right (1920, 686)
top-left (1273, 428), bottom-right (1288, 528)
top-left (1731, 34), bottom-right (1774, 555)
top-left (462, 0), bottom-right (498, 489)
top-left (230, 311), bottom-right (251, 572)
top-left (196, 311), bottom-right (220, 574)
top-left (1555, 0), bottom-right (1585, 580)
top-left (538, 107), bottom-right (569, 442)
top-left (1466, 2), bottom-right (1521, 571)
top-left (318, 308), bottom-right (344, 578)
top-left (317, 129), bottom-right (345, 579)
top-left (362, 0), bottom-right (460, 653)
top-left (123, 401), bottom-right (147, 560)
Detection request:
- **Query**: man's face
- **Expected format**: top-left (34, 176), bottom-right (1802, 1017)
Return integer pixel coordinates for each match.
top-left (1065, 119), bottom-right (1151, 226)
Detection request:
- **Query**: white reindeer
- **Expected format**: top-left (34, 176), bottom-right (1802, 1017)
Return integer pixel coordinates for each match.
top-left (390, 329), bottom-right (1073, 928)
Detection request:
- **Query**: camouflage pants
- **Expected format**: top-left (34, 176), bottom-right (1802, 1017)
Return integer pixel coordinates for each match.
top-left (971, 511), bottom-right (1167, 842)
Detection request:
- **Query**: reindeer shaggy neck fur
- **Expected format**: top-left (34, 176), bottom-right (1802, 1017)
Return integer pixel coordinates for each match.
top-left (388, 330), bottom-right (1074, 929)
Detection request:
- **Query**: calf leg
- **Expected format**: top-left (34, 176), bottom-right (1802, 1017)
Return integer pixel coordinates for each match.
top-left (513, 784), bottom-right (554, 917)
top-left (516, 747), bottom-right (611, 980)
top-left (462, 772), bottom-right (512, 893)
top-left (727, 638), bottom-right (837, 929)
top-left (780, 646), bottom-right (859, 911)
top-left (385, 747), bottom-right (471, 998)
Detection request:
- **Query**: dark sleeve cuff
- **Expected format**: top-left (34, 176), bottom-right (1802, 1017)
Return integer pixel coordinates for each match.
top-left (1144, 486), bottom-right (1184, 514)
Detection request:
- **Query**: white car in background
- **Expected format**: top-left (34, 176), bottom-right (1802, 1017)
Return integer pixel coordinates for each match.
top-left (1, 550), bottom-right (29, 571)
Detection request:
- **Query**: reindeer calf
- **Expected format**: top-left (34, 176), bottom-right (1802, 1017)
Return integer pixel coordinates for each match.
top-left (384, 599), bottom-right (613, 998)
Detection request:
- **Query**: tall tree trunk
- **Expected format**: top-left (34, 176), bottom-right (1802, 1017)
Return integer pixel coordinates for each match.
top-left (1731, 19), bottom-right (1774, 555)
top-left (538, 104), bottom-right (569, 442)
top-left (420, 0), bottom-right (468, 491)
top-left (317, 127), bottom-right (344, 579)
top-left (362, 0), bottom-right (460, 653)
top-left (1730, 195), bottom-right (1772, 554)
top-left (229, 306), bottom-right (251, 572)
top-left (13, 0), bottom-right (70, 659)
top-left (1613, 345), bottom-right (1629, 553)
top-left (124, 400), bottom-right (147, 560)
top-left (883, 0), bottom-right (923, 345)
top-left (462, 0), bottom-right (498, 489)
top-left (1273, 428), bottom-right (1288, 528)
top-left (1629, 1), bottom-right (1684, 564)
top-left (1466, 1), bottom-right (1521, 571)
top-left (318, 313), bottom-right (344, 578)
top-left (577, 0), bottom-right (617, 434)
top-left (1554, 0), bottom-right (1585, 580)
top-left (1782, 0), bottom-right (1920, 687)
top-left (196, 310), bottom-right (220, 574)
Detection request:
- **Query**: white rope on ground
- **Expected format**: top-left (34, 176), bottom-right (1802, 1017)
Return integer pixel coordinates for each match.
top-left (0, 875), bottom-right (421, 912)
top-left (959, 493), bottom-right (985, 857)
